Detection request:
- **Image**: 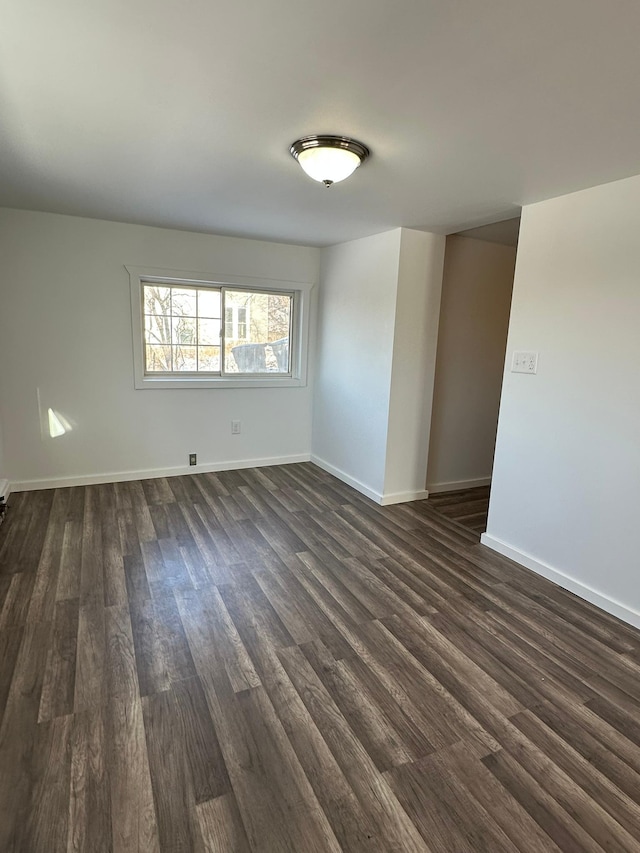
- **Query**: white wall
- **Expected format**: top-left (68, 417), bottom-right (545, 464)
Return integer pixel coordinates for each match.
top-left (312, 227), bottom-right (445, 503)
top-left (483, 175), bottom-right (640, 629)
top-left (385, 229), bottom-right (445, 499)
top-left (0, 208), bottom-right (319, 488)
top-left (312, 229), bottom-right (401, 498)
top-left (427, 236), bottom-right (515, 491)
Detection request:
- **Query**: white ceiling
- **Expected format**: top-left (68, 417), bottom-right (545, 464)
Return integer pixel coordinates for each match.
top-left (1, 0), bottom-right (640, 247)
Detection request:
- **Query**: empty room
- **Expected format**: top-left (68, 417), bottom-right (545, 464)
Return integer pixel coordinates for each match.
top-left (1, 0), bottom-right (640, 850)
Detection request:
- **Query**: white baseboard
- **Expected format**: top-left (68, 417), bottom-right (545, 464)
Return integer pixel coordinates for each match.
top-left (0, 478), bottom-right (10, 502)
top-left (427, 476), bottom-right (491, 494)
top-left (310, 456), bottom-right (429, 506)
top-left (10, 454), bottom-right (312, 492)
top-left (380, 489), bottom-right (430, 506)
top-left (481, 533), bottom-right (640, 632)
top-left (310, 455), bottom-right (383, 503)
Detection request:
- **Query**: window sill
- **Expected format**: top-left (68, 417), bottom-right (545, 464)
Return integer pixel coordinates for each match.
top-left (135, 375), bottom-right (306, 390)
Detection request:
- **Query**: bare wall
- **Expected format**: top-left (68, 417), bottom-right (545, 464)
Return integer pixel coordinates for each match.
top-left (0, 208), bottom-right (319, 488)
top-left (483, 175), bottom-right (640, 629)
top-left (312, 227), bottom-right (445, 503)
top-left (427, 235), bottom-right (515, 491)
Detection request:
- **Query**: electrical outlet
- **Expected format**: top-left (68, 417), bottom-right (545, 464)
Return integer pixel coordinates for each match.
top-left (189, 453), bottom-right (197, 466)
top-left (511, 351), bottom-right (538, 374)
top-left (231, 420), bottom-right (241, 435)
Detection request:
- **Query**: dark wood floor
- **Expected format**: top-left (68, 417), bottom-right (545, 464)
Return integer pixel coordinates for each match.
top-left (1, 464), bottom-right (640, 852)
top-left (427, 485), bottom-right (491, 533)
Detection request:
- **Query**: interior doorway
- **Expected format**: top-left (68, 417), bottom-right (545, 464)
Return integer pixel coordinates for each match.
top-left (426, 218), bottom-right (519, 534)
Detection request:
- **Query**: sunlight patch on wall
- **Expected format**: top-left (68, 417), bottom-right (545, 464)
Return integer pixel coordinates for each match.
top-left (48, 408), bottom-right (73, 438)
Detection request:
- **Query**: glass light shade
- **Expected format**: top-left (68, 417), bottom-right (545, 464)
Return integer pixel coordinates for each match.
top-left (296, 146), bottom-right (362, 184)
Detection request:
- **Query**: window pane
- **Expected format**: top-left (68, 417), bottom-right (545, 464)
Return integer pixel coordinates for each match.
top-left (224, 290), bottom-right (292, 374)
top-left (172, 346), bottom-right (197, 371)
top-left (146, 345), bottom-right (172, 372)
top-left (171, 288), bottom-right (197, 317)
top-left (225, 306), bottom-right (233, 338)
top-left (143, 285), bottom-right (171, 315)
top-left (237, 306), bottom-right (247, 339)
top-left (198, 318), bottom-right (220, 346)
top-left (144, 314), bottom-right (172, 346)
top-left (172, 316), bottom-right (196, 345)
top-left (198, 289), bottom-right (221, 318)
top-left (198, 346), bottom-right (220, 371)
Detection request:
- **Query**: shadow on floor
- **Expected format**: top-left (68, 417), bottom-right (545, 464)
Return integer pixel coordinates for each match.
top-left (426, 485), bottom-right (490, 534)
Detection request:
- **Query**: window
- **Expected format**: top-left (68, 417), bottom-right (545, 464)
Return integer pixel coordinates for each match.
top-left (144, 284), bottom-right (222, 373)
top-left (128, 267), bottom-right (313, 389)
top-left (224, 304), bottom-right (249, 342)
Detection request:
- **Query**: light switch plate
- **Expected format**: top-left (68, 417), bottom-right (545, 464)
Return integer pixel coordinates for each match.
top-left (512, 351), bottom-right (538, 374)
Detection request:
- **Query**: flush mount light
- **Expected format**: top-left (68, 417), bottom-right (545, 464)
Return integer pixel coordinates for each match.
top-left (289, 135), bottom-right (370, 187)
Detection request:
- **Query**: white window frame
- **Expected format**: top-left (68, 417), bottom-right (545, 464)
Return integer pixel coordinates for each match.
top-left (127, 266), bottom-right (313, 389)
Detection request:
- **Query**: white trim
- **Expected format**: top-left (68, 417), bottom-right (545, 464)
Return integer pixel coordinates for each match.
top-left (0, 478), bottom-right (10, 502)
top-left (379, 489), bottom-right (430, 506)
top-left (127, 265), bottom-right (314, 390)
top-left (480, 533), bottom-right (640, 631)
top-left (427, 476), bottom-right (491, 494)
top-left (311, 456), bottom-right (430, 506)
top-left (11, 454), bottom-right (311, 492)
top-left (310, 455), bottom-right (383, 503)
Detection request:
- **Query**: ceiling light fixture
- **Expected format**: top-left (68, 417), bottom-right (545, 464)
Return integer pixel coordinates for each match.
top-left (289, 135), bottom-right (370, 187)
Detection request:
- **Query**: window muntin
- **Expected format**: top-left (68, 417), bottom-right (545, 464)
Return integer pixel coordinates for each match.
top-left (143, 283), bottom-right (221, 374)
top-left (142, 282), bottom-right (293, 377)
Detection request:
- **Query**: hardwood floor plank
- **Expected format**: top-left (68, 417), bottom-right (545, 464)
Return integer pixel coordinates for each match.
top-left (494, 719), bottom-right (640, 852)
top-left (105, 604), bottom-right (140, 701)
top-left (130, 597), bottom-right (171, 697)
top-left (196, 793), bottom-right (251, 853)
top-left (176, 585), bottom-right (261, 691)
top-left (302, 638), bottom-right (416, 771)
top-left (0, 620), bottom-right (55, 849)
top-left (254, 648), bottom-right (382, 851)
top-left (79, 486), bottom-right (104, 608)
top-left (74, 602), bottom-right (107, 712)
top-left (55, 519), bottom-right (83, 602)
top-left (158, 537), bottom-right (196, 588)
top-left (123, 552), bottom-right (151, 610)
top-left (151, 585), bottom-right (198, 685)
top-left (2, 463), bottom-right (640, 851)
top-left (0, 571), bottom-right (36, 629)
top-left (387, 749), bottom-right (520, 852)
top-left (355, 618), bottom-right (501, 753)
top-left (202, 676), bottom-right (343, 853)
top-left (0, 626), bottom-right (23, 730)
top-left (482, 749), bottom-right (604, 852)
top-left (38, 597), bottom-right (79, 721)
top-left (17, 714), bottom-right (73, 853)
top-left (433, 739), bottom-right (564, 852)
top-left (174, 676), bottom-right (231, 803)
top-left (277, 644), bottom-right (431, 852)
top-left (511, 707), bottom-right (640, 841)
top-left (26, 488), bottom-right (70, 622)
top-left (142, 688), bottom-right (204, 852)
top-left (107, 696), bottom-right (160, 853)
top-left (68, 707), bottom-right (112, 852)
top-left (586, 693), bottom-right (640, 752)
top-left (100, 484), bottom-right (128, 608)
